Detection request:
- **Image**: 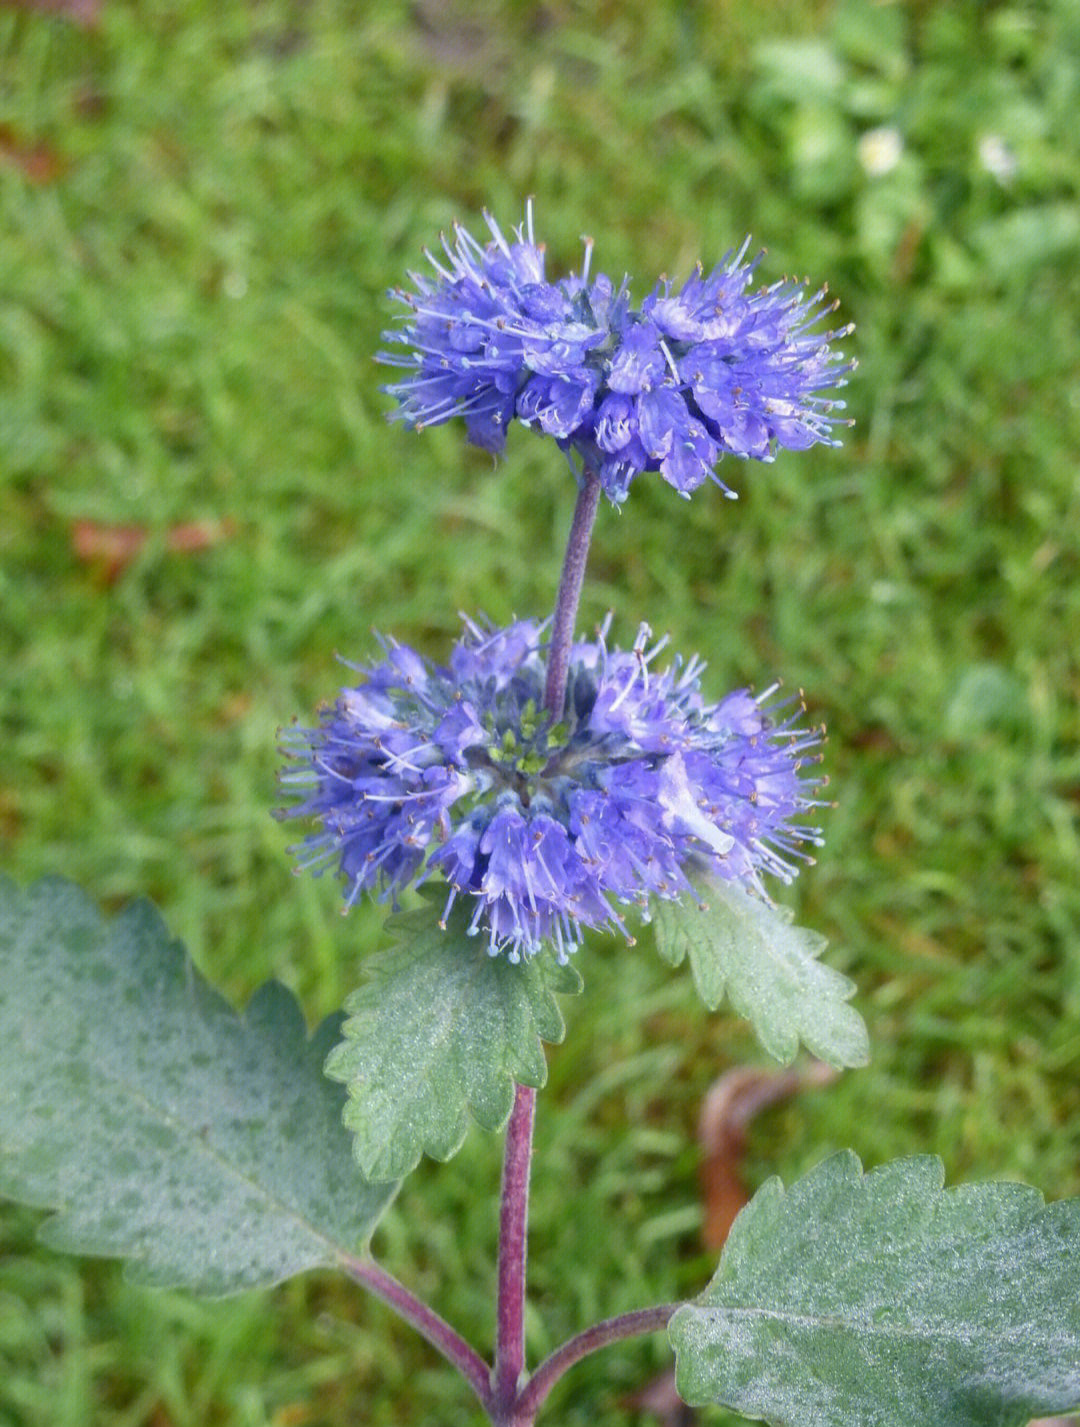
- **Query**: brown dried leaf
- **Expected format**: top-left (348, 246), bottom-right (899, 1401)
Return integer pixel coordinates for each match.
top-left (624, 1371), bottom-right (695, 1427)
top-left (0, 0), bottom-right (100, 25)
top-left (72, 518), bottom-right (234, 584)
top-left (698, 1061), bottom-right (836, 1252)
top-left (0, 125), bottom-right (68, 184)
top-left (630, 1061), bottom-right (836, 1426)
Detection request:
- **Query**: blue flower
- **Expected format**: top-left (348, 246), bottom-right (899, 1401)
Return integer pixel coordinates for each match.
top-left (279, 618), bottom-right (825, 963)
top-left (380, 207), bottom-right (852, 503)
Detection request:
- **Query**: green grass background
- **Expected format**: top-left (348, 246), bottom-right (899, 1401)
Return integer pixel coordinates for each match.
top-left (3, 0), bottom-right (1080, 1423)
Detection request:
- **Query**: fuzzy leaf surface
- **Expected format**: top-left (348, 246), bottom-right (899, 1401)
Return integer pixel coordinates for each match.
top-left (325, 897), bottom-right (582, 1181)
top-left (670, 1150), bottom-right (1080, 1427)
top-left (652, 877), bottom-right (868, 1067)
top-left (0, 878), bottom-right (398, 1295)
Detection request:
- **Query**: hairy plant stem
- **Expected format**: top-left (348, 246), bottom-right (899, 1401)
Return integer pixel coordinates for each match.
top-left (341, 1256), bottom-right (493, 1413)
top-left (543, 470), bottom-right (602, 720)
top-left (489, 471), bottom-right (604, 1425)
top-left (492, 1083), bottom-right (537, 1421)
top-left (347, 472), bottom-right (675, 1425)
top-left (516, 1305), bottom-right (680, 1419)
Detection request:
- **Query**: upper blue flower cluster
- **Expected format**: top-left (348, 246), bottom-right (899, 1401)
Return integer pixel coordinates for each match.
top-left (379, 204), bottom-right (852, 502)
top-left (279, 618), bottom-right (823, 962)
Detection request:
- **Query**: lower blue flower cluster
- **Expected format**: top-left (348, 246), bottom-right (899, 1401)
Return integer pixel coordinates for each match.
top-left (279, 618), bottom-right (824, 962)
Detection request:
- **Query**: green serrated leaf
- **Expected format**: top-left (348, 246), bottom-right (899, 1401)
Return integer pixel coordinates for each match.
top-left (670, 1150), bottom-right (1080, 1427)
top-left (325, 896), bottom-right (583, 1181)
top-left (651, 877), bottom-right (868, 1068)
top-left (0, 878), bottom-right (398, 1295)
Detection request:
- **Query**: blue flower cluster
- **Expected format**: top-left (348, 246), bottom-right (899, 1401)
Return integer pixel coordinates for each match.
top-left (279, 618), bottom-right (824, 962)
top-left (379, 205), bottom-right (852, 502)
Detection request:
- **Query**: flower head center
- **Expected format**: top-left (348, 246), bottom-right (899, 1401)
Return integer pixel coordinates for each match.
top-left (467, 698), bottom-right (577, 808)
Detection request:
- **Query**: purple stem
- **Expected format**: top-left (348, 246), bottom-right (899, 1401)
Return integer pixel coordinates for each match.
top-left (516, 1304), bottom-right (680, 1420)
top-left (492, 1083), bottom-right (537, 1417)
top-left (340, 1254), bottom-right (493, 1413)
top-left (543, 471), bottom-right (602, 719)
top-left (488, 471), bottom-right (604, 1423)
top-left (343, 472), bottom-right (608, 1422)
